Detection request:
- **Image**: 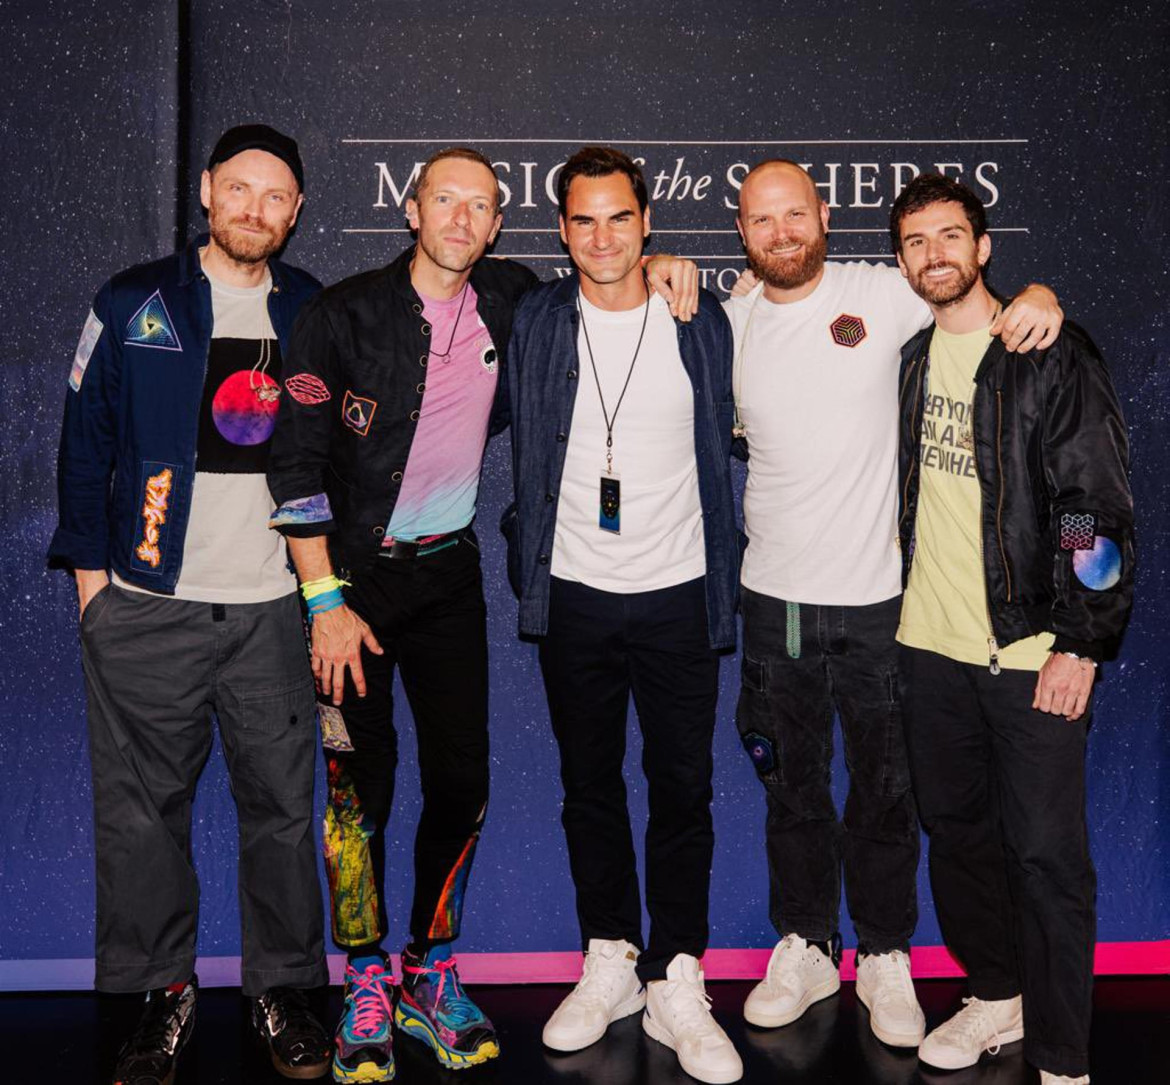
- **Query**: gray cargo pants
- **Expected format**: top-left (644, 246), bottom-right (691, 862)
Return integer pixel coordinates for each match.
top-left (79, 584), bottom-right (327, 996)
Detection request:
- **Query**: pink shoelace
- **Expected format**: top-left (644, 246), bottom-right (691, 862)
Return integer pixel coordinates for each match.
top-left (403, 957), bottom-right (460, 1007)
top-left (346, 965), bottom-right (396, 1037)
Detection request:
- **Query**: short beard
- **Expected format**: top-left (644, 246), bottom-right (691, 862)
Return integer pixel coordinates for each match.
top-left (746, 229), bottom-right (828, 291)
top-left (911, 260), bottom-right (980, 307)
top-left (208, 209), bottom-right (287, 266)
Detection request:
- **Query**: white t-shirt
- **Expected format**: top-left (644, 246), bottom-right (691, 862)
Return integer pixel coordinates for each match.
top-left (551, 292), bottom-right (706, 593)
top-left (116, 268), bottom-right (297, 603)
top-left (724, 261), bottom-right (930, 606)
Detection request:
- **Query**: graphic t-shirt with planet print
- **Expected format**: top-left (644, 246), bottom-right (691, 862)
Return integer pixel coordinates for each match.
top-left (115, 266), bottom-right (297, 603)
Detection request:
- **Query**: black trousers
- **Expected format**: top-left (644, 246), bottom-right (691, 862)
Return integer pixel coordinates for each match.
top-left (321, 537), bottom-right (490, 952)
top-left (900, 646), bottom-right (1095, 1079)
top-left (539, 576), bottom-right (721, 983)
top-left (735, 588), bottom-right (919, 953)
top-left (81, 586), bottom-right (327, 997)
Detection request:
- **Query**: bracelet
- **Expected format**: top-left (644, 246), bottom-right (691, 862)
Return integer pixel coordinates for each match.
top-left (306, 587), bottom-right (345, 619)
top-left (300, 573), bottom-right (350, 601)
top-left (1060, 651), bottom-right (1098, 669)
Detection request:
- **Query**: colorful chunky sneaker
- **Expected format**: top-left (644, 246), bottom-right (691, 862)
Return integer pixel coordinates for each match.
top-left (394, 944), bottom-right (500, 1069)
top-left (332, 957), bottom-right (397, 1083)
top-left (112, 976), bottom-right (197, 1085)
top-left (251, 985), bottom-right (332, 1079)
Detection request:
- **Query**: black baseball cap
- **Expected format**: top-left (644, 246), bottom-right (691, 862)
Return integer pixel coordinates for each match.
top-left (207, 124), bottom-right (304, 191)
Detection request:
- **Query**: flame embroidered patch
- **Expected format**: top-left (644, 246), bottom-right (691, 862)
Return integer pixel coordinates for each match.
top-left (134, 467), bottom-right (173, 568)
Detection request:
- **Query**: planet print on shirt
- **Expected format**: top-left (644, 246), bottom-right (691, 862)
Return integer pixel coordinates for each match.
top-left (211, 370), bottom-right (281, 445)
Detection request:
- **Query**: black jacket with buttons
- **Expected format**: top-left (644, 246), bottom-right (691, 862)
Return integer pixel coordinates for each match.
top-left (267, 246), bottom-right (538, 573)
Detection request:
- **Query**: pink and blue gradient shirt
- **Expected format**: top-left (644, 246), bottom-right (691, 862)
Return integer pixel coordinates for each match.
top-left (385, 283), bottom-right (499, 541)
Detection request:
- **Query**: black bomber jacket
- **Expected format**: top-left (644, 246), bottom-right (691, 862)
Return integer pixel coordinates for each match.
top-left (267, 247), bottom-right (538, 573)
top-left (896, 320), bottom-right (1134, 664)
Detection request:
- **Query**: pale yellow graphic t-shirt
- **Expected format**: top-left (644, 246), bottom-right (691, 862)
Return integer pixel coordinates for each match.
top-left (897, 324), bottom-right (1053, 671)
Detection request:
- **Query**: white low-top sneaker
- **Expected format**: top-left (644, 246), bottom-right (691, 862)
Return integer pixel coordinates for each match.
top-left (855, 950), bottom-right (926, 1047)
top-left (743, 934), bottom-right (840, 1028)
top-left (1039, 1074), bottom-right (1090, 1084)
top-left (643, 954), bottom-right (743, 1084)
top-left (542, 938), bottom-right (646, 1052)
top-left (918, 994), bottom-right (1024, 1070)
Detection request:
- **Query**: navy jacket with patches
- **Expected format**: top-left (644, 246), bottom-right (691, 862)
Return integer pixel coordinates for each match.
top-left (48, 235), bottom-right (321, 592)
top-left (502, 273), bottom-right (740, 651)
top-left (266, 246), bottom-right (538, 573)
top-left (896, 320), bottom-right (1134, 662)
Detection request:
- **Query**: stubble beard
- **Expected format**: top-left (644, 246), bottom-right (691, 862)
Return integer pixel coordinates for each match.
top-left (746, 228), bottom-right (828, 291)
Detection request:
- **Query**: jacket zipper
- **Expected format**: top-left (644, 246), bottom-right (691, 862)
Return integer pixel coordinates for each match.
top-left (995, 388), bottom-right (1013, 603)
top-left (971, 390), bottom-right (1001, 675)
top-left (898, 357), bottom-right (926, 537)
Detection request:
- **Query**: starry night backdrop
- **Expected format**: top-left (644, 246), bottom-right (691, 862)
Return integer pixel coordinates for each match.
top-left (1, 0), bottom-right (1166, 986)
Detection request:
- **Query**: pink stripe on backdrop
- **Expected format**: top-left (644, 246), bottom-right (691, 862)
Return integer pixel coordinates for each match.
top-left (2, 942), bottom-right (1166, 991)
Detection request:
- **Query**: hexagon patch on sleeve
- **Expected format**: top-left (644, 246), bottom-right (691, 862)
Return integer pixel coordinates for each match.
top-left (829, 313), bottom-right (867, 348)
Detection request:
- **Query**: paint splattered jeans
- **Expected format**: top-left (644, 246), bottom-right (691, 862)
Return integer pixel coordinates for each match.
top-left (320, 535), bottom-right (490, 954)
top-left (735, 588), bottom-right (919, 953)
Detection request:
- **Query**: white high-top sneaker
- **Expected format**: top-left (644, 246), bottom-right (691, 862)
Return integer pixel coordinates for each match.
top-left (1039, 1074), bottom-right (1090, 1084)
top-left (854, 950), bottom-right (926, 1047)
top-left (542, 938), bottom-right (645, 1052)
top-left (918, 995), bottom-right (1024, 1070)
top-left (743, 934), bottom-right (840, 1028)
top-left (643, 954), bottom-right (743, 1084)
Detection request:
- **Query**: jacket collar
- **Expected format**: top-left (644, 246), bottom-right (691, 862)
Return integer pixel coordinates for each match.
top-left (384, 243), bottom-right (512, 309)
top-left (178, 232), bottom-right (295, 292)
top-left (899, 318), bottom-right (1009, 386)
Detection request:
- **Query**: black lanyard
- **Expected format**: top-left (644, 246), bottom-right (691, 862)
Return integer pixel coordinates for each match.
top-left (576, 281), bottom-right (651, 476)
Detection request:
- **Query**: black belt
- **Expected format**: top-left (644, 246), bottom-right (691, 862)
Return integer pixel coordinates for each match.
top-left (378, 526), bottom-right (471, 560)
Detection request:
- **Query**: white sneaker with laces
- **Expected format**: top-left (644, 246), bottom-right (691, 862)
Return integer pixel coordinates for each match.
top-left (855, 950), bottom-right (926, 1047)
top-left (542, 938), bottom-right (646, 1052)
top-left (918, 994), bottom-right (1024, 1070)
top-left (743, 934), bottom-right (840, 1028)
top-left (1039, 1074), bottom-right (1090, 1084)
top-left (643, 954), bottom-right (743, 1084)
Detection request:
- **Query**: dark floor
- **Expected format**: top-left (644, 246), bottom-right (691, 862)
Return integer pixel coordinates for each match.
top-left (1, 978), bottom-right (1165, 1085)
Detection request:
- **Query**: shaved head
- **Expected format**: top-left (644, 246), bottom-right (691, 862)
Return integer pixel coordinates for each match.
top-left (739, 159), bottom-right (820, 214)
top-left (736, 158), bottom-right (831, 297)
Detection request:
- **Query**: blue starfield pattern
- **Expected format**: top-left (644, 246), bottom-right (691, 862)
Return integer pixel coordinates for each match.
top-left (125, 289), bottom-right (182, 351)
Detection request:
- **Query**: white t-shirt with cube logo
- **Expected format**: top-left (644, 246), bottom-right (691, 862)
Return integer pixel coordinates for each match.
top-left (724, 261), bottom-right (931, 606)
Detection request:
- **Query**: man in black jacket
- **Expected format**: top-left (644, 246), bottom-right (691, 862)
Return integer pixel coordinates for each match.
top-left (890, 174), bottom-right (1133, 1085)
top-left (267, 146), bottom-right (698, 1083)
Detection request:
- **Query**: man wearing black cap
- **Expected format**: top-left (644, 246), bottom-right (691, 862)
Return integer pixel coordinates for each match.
top-left (50, 124), bottom-right (332, 1084)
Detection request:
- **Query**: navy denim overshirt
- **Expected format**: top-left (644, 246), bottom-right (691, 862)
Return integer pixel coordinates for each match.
top-left (503, 273), bottom-right (739, 650)
top-left (48, 235), bottom-right (320, 592)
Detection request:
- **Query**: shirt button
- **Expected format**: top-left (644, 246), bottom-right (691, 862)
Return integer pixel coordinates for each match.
top-left (412, 303), bottom-right (422, 314)
top-left (556, 432), bottom-right (566, 442)
top-left (421, 323), bottom-right (431, 336)
top-left (538, 554), bottom-right (549, 565)
top-left (392, 471), bottom-right (403, 482)
top-left (372, 525), bottom-right (385, 536)
top-left (416, 382), bottom-right (426, 393)
top-left (567, 369), bottom-right (577, 379)
top-left (410, 410), bottom-right (420, 421)
top-left (419, 355), bottom-right (428, 367)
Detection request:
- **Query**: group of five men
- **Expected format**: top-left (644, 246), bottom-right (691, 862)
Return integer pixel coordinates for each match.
top-left (51, 125), bottom-right (1132, 1085)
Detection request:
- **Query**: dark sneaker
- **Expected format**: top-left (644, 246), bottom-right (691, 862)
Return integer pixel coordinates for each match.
top-left (251, 986), bottom-right (331, 1079)
top-left (332, 958), bottom-right (397, 1083)
top-left (112, 977), bottom-right (197, 1085)
top-left (394, 945), bottom-right (499, 1069)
